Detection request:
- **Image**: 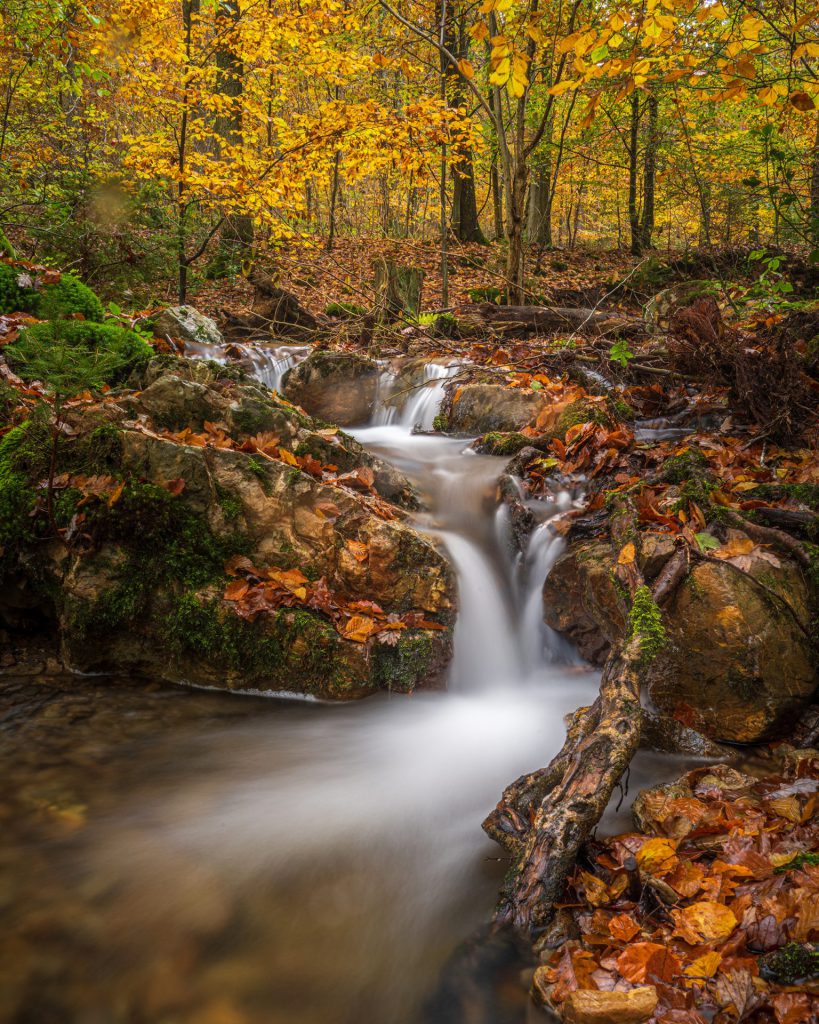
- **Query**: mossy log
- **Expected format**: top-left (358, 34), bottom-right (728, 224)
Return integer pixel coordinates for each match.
top-left (485, 541), bottom-right (689, 936)
top-left (461, 303), bottom-right (648, 339)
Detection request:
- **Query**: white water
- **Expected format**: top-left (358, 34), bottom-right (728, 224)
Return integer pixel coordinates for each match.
top-left (373, 362), bottom-right (461, 431)
top-left (184, 337), bottom-right (309, 393)
top-left (9, 353), bottom-right (604, 1023)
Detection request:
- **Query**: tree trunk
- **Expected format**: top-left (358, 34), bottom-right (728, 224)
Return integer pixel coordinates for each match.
top-left (215, 0), bottom-right (253, 250)
top-left (528, 159), bottom-right (553, 247)
top-left (639, 90), bottom-right (658, 251)
top-left (811, 118), bottom-right (819, 249)
top-left (374, 258), bottom-right (424, 320)
top-left (491, 156), bottom-right (503, 240)
top-left (448, 10), bottom-right (485, 244)
top-left (628, 92), bottom-right (642, 256)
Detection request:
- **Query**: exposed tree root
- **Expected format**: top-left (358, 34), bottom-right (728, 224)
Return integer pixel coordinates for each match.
top-left (485, 542), bottom-right (689, 937)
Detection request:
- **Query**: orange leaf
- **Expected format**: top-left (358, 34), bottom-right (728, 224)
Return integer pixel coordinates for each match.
top-left (345, 539), bottom-right (369, 562)
top-left (608, 913), bottom-right (640, 943)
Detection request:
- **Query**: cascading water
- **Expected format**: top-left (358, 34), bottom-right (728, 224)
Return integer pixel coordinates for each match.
top-left (184, 337), bottom-right (309, 393)
top-left (373, 362), bottom-right (460, 431)
top-left (2, 356), bottom-right (605, 1024)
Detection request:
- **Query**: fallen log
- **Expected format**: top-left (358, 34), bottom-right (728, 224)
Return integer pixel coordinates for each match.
top-left (485, 537), bottom-right (689, 937)
top-left (459, 303), bottom-right (648, 339)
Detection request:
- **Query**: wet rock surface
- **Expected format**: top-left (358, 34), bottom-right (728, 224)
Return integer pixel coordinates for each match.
top-left (445, 383), bottom-right (550, 435)
top-left (542, 537), bottom-right (817, 743)
top-left (282, 350), bottom-right (380, 426)
top-left (152, 305), bottom-right (225, 347)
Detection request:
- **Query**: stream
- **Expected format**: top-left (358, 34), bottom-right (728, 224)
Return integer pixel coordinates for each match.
top-left (1, 346), bottom-right (680, 1024)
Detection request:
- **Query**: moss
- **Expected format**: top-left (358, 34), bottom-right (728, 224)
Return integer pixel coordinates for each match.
top-left (371, 629), bottom-right (437, 692)
top-left (628, 585), bottom-right (667, 663)
top-left (754, 482), bottom-right (819, 514)
top-left (215, 483), bottom-right (243, 523)
top-left (774, 851), bottom-right (819, 874)
top-left (608, 395), bottom-right (635, 422)
top-left (69, 481), bottom-right (252, 642)
top-left (759, 943), bottom-right (819, 984)
top-left (0, 423), bottom-right (39, 563)
top-left (478, 431), bottom-right (530, 456)
top-left (467, 285), bottom-right (507, 305)
top-left (432, 412), bottom-right (449, 432)
top-left (230, 397), bottom-right (283, 437)
top-left (0, 264), bottom-right (104, 320)
top-left (325, 300), bottom-right (367, 318)
top-left (555, 399), bottom-right (610, 437)
top-left (661, 447), bottom-right (709, 484)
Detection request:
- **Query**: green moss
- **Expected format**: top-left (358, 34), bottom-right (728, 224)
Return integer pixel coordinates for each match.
top-left (7, 320), bottom-right (152, 387)
top-left (0, 423), bottom-right (39, 562)
top-left (774, 852), bottom-right (819, 874)
top-left (325, 300), bottom-right (367, 318)
top-left (554, 399), bottom-right (610, 437)
top-left (608, 395), bottom-right (635, 422)
top-left (478, 431), bottom-right (530, 456)
top-left (216, 483), bottom-right (243, 523)
top-left (0, 264), bottom-right (103, 320)
top-left (432, 412), bottom-right (449, 432)
top-left (661, 447), bottom-right (709, 484)
top-left (371, 630), bottom-right (438, 692)
top-left (759, 943), bottom-right (819, 984)
top-left (69, 481), bottom-right (252, 642)
top-left (628, 585), bottom-right (667, 663)
top-left (467, 285), bottom-right (507, 305)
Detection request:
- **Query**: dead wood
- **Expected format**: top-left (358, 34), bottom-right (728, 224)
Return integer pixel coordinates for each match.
top-left (719, 508), bottom-right (812, 568)
top-left (459, 303), bottom-right (648, 339)
top-left (223, 272), bottom-right (321, 339)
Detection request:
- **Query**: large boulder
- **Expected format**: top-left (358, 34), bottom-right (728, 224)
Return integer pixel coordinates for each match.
top-left (543, 538), bottom-right (816, 743)
top-left (0, 358), bottom-right (454, 700)
top-left (152, 305), bottom-right (224, 347)
top-left (282, 351), bottom-right (379, 426)
top-left (444, 383), bottom-right (549, 434)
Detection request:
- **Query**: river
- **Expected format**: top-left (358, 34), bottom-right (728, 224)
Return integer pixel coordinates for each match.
top-left (1, 346), bottom-right (610, 1024)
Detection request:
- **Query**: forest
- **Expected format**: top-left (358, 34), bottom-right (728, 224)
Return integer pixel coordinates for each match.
top-left (1, 0), bottom-right (818, 1022)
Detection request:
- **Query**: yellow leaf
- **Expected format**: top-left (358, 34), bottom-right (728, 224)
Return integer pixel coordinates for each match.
top-left (683, 951), bottom-right (722, 984)
top-left (277, 446), bottom-right (299, 466)
top-left (617, 542), bottom-right (636, 565)
top-left (672, 901), bottom-right (738, 944)
top-left (636, 837), bottom-right (678, 876)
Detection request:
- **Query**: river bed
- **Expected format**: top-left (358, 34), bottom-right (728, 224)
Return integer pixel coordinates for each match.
top-left (1, 347), bottom-right (678, 1024)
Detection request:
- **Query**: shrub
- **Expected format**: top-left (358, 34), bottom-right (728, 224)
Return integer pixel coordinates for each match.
top-left (7, 320), bottom-right (153, 387)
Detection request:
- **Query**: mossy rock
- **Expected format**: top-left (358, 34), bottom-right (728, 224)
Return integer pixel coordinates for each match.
top-left (325, 301), bottom-right (367, 319)
top-left (0, 263), bottom-right (103, 320)
top-left (476, 431), bottom-right (531, 456)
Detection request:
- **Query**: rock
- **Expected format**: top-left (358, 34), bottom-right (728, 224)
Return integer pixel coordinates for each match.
top-left (3, 358), bottom-right (455, 700)
top-left (559, 987), bottom-right (658, 1024)
top-left (645, 559), bottom-right (816, 743)
top-left (282, 351), bottom-right (379, 426)
top-left (153, 305), bottom-right (224, 347)
top-left (542, 540), bottom-right (626, 666)
top-left (543, 539), bottom-right (817, 743)
top-left (644, 280), bottom-right (718, 326)
top-left (446, 383), bottom-right (549, 434)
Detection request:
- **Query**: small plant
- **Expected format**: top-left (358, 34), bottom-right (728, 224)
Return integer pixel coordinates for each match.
top-left (609, 338), bottom-right (635, 368)
top-left (747, 249), bottom-right (795, 302)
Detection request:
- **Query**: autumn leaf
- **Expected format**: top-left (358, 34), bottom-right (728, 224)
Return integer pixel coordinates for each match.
top-left (672, 900), bottom-right (737, 944)
top-left (345, 538), bottom-right (369, 562)
top-left (342, 614), bottom-right (378, 643)
top-left (683, 950), bottom-right (722, 985)
top-left (636, 837), bottom-right (679, 877)
top-left (224, 580), bottom-right (249, 601)
top-left (608, 913), bottom-right (640, 943)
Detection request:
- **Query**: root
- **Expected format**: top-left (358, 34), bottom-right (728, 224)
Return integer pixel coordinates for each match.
top-left (486, 541), bottom-right (689, 937)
